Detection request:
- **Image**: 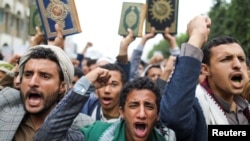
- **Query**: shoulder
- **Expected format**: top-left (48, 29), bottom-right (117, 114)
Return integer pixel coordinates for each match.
top-left (85, 96), bottom-right (99, 108)
top-left (0, 87), bottom-right (22, 106)
top-left (71, 113), bottom-right (95, 130)
top-left (79, 121), bottom-right (113, 138)
top-left (79, 121), bottom-right (115, 141)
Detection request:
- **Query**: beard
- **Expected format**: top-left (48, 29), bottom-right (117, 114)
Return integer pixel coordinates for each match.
top-left (21, 88), bottom-right (61, 116)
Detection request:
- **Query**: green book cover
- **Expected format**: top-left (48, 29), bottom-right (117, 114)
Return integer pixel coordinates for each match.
top-left (146, 0), bottom-right (179, 35)
top-left (118, 2), bottom-right (147, 37)
top-left (29, 4), bottom-right (44, 36)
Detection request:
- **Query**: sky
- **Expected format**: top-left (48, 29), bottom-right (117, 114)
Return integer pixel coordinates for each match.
top-left (69, 0), bottom-right (213, 61)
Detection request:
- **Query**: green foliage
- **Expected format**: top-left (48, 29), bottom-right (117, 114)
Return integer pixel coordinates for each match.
top-left (208, 0), bottom-right (250, 57)
top-left (147, 0), bottom-right (250, 59)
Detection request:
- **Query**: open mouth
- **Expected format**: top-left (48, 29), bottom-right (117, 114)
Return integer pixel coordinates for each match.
top-left (102, 97), bottom-right (112, 105)
top-left (231, 74), bottom-right (242, 83)
top-left (28, 93), bottom-right (42, 106)
top-left (134, 123), bottom-right (147, 137)
top-left (230, 73), bottom-right (244, 89)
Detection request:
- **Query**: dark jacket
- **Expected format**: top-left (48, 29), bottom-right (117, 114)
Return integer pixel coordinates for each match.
top-left (160, 44), bottom-right (207, 141)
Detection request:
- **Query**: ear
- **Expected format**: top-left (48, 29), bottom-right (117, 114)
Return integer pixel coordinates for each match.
top-left (59, 81), bottom-right (66, 95)
top-left (201, 63), bottom-right (211, 76)
top-left (119, 107), bottom-right (124, 118)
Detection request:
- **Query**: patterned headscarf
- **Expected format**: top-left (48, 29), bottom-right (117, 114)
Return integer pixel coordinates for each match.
top-left (19, 45), bottom-right (74, 91)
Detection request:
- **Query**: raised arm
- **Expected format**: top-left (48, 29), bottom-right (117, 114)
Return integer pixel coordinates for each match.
top-left (163, 27), bottom-right (180, 56)
top-left (116, 28), bottom-right (135, 82)
top-left (159, 15), bottom-right (211, 141)
top-left (130, 27), bottom-right (156, 81)
top-left (34, 67), bottom-right (111, 141)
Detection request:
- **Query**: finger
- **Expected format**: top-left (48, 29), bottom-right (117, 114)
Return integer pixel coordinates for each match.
top-left (151, 27), bottom-right (156, 33)
top-left (127, 28), bottom-right (135, 41)
top-left (55, 24), bottom-right (63, 39)
top-left (35, 26), bottom-right (42, 35)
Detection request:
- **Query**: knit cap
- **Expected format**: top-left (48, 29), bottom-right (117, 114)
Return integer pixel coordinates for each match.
top-left (19, 45), bottom-right (74, 91)
top-left (0, 61), bottom-right (14, 76)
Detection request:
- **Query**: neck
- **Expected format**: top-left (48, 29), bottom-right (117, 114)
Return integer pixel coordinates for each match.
top-left (102, 107), bottom-right (120, 120)
top-left (207, 80), bottom-right (235, 103)
top-left (28, 114), bottom-right (47, 130)
top-left (230, 101), bottom-right (237, 112)
top-left (28, 104), bottom-right (55, 130)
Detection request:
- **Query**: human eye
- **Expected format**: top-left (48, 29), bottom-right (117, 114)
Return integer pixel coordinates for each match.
top-left (220, 56), bottom-right (231, 62)
top-left (145, 102), bottom-right (155, 110)
top-left (23, 71), bottom-right (32, 78)
top-left (41, 73), bottom-right (50, 79)
top-left (128, 103), bottom-right (138, 109)
top-left (14, 72), bottom-right (19, 77)
top-left (238, 56), bottom-right (245, 62)
top-left (111, 82), bottom-right (118, 87)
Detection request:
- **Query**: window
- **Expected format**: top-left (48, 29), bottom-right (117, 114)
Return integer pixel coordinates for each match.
top-left (4, 4), bottom-right (10, 33)
top-left (0, 9), bottom-right (4, 23)
top-left (16, 12), bottom-right (21, 37)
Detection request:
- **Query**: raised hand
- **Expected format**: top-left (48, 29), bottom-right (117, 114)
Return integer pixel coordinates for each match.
top-left (81, 42), bottom-right (93, 55)
top-left (30, 26), bottom-right (45, 47)
top-left (140, 27), bottom-right (156, 46)
top-left (163, 27), bottom-right (178, 49)
top-left (161, 56), bottom-right (176, 81)
top-left (85, 67), bottom-right (111, 89)
top-left (187, 15), bottom-right (211, 48)
top-left (48, 24), bottom-right (64, 49)
top-left (119, 28), bottom-right (135, 56)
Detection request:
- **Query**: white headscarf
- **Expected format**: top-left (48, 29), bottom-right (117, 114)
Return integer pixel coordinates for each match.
top-left (19, 45), bottom-right (74, 91)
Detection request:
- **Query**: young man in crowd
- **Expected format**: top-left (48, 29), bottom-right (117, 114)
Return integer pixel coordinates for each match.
top-left (81, 28), bottom-right (134, 122)
top-left (0, 24), bottom-right (94, 140)
top-left (160, 14), bottom-right (250, 141)
top-left (81, 63), bottom-right (127, 122)
top-left (34, 67), bottom-right (176, 141)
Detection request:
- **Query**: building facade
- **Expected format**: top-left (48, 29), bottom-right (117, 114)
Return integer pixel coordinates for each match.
top-left (0, 0), bottom-right (32, 61)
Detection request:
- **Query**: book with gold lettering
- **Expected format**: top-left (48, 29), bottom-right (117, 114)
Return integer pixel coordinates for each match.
top-left (29, 4), bottom-right (44, 36)
top-left (118, 2), bottom-right (147, 37)
top-left (145, 0), bottom-right (179, 35)
top-left (35, 0), bottom-right (82, 39)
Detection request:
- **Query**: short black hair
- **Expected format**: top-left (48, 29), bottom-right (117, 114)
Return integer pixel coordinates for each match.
top-left (74, 66), bottom-right (84, 78)
top-left (100, 63), bottom-right (127, 85)
top-left (145, 64), bottom-right (161, 76)
top-left (202, 36), bottom-right (240, 65)
top-left (119, 77), bottom-right (161, 113)
top-left (21, 47), bottom-right (64, 82)
top-left (87, 59), bottom-right (97, 67)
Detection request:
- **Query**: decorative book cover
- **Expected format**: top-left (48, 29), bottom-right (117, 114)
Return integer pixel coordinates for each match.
top-left (35, 0), bottom-right (82, 39)
top-left (29, 4), bottom-right (44, 36)
top-left (118, 2), bottom-right (147, 37)
top-left (145, 0), bottom-right (179, 35)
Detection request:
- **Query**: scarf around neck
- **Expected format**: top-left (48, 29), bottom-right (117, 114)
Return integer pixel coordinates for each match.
top-left (196, 80), bottom-right (250, 124)
top-left (81, 120), bottom-right (170, 141)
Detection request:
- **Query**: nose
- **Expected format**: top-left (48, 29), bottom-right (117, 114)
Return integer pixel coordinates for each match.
top-left (28, 74), bottom-right (39, 87)
top-left (14, 75), bottom-right (21, 88)
top-left (104, 84), bottom-right (111, 93)
top-left (137, 105), bottom-right (146, 119)
top-left (232, 57), bottom-right (242, 70)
